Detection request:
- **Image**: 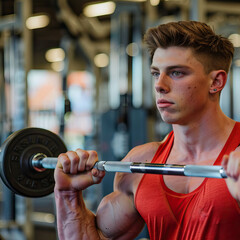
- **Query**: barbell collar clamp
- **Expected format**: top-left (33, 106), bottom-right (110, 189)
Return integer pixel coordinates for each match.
top-left (32, 154), bottom-right (58, 172)
top-left (31, 153), bottom-right (48, 172)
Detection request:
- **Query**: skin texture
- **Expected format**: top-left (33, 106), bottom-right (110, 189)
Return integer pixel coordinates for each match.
top-left (54, 46), bottom-right (240, 240)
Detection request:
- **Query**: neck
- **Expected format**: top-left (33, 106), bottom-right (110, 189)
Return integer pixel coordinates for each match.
top-left (171, 106), bottom-right (235, 163)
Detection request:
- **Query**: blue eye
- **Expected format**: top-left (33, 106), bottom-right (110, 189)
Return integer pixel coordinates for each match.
top-left (172, 71), bottom-right (184, 77)
top-left (151, 72), bottom-right (159, 79)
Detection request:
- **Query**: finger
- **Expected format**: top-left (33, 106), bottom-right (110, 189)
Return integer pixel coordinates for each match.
top-left (226, 152), bottom-right (240, 180)
top-left (86, 150), bottom-right (98, 171)
top-left (58, 153), bottom-right (71, 173)
top-left (221, 155), bottom-right (229, 169)
top-left (67, 151), bottom-right (80, 174)
top-left (91, 168), bottom-right (105, 184)
top-left (75, 149), bottom-right (89, 172)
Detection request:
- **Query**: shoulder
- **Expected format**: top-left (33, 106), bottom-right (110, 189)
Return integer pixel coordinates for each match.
top-left (113, 141), bottom-right (162, 194)
top-left (122, 141), bottom-right (161, 164)
top-left (122, 132), bottom-right (172, 164)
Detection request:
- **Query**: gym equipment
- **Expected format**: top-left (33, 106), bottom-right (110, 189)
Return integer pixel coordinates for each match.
top-left (94, 161), bottom-right (227, 178)
top-left (0, 128), bottom-right (67, 198)
top-left (0, 128), bottom-right (227, 198)
top-left (31, 158), bottom-right (227, 179)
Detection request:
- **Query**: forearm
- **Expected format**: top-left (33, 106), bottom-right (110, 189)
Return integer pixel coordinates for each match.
top-left (54, 189), bottom-right (102, 240)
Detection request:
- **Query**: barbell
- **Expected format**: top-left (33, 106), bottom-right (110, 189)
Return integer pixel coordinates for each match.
top-left (0, 127), bottom-right (227, 198)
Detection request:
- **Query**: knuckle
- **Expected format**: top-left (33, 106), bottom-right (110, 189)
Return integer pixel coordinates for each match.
top-left (58, 153), bottom-right (67, 159)
top-left (75, 148), bottom-right (83, 153)
top-left (76, 149), bottom-right (89, 160)
top-left (88, 150), bottom-right (98, 159)
top-left (67, 150), bottom-right (76, 156)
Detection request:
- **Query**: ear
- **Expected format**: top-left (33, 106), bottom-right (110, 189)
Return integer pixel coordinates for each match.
top-left (209, 70), bottom-right (227, 94)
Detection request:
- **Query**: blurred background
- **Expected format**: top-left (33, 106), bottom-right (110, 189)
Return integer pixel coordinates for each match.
top-left (0, 0), bottom-right (240, 239)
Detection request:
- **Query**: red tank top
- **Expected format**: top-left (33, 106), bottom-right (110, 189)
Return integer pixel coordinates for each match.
top-left (135, 122), bottom-right (240, 240)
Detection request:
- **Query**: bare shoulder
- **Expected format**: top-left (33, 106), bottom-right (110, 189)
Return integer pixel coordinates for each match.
top-left (114, 141), bottom-right (162, 194)
top-left (123, 141), bottom-right (162, 164)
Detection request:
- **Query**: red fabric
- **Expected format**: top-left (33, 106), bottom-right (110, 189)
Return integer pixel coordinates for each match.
top-left (135, 122), bottom-right (240, 240)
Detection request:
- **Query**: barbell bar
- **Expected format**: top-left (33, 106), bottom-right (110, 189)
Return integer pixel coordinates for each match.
top-left (0, 127), bottom-right (227, 198)
top-left (32, 154), bottom-right (227, 179)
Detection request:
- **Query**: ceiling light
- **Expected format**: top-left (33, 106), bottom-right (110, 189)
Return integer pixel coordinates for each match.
top-left (150, 0), bottom-right (160, 6)
top-left (83, 1), bottom-right (116, 17)
top-left (94, 53), bottom-right (109, 68)
top-left (26, 14), bottom-right (50, 30)
top-left (126, 43), bottom-right (139, 57)
top-left (228, 33), bottom-right (240, 47)
top-left (45, 48), bottom-right (65, 62)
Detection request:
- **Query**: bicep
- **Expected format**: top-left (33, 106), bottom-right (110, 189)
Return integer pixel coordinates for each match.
top-left (96, 191), bottom-right (145, 239)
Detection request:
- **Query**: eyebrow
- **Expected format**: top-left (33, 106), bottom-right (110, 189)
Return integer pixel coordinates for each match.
top-left (150, 65), bottom-right (191, 71)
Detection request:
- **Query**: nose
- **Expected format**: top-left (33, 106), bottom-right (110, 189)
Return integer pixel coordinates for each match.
top-left (154, 72), bottom-right (170, 94)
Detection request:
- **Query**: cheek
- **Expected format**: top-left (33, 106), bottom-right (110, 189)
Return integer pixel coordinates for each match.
top-left (177, 85), bottom-right (200, 108)
top-left (185, 85), bottom-right (209, 110)
top-left (187, 85), bottom-right (197, 92)
top-left (179, 85), bottom-right (196, 100)
top-left (187, 85), bottom-right (203, 98)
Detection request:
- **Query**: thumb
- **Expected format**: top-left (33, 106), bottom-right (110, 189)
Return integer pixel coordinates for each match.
top-left (221, 155), bottom-right (229, 170)
top-left (91, 168), bottom-right (105, 184)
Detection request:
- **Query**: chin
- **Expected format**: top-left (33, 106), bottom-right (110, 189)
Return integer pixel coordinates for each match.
top-left (160, 116), bottom-right (177, 124)
top-left (159, 109), bottom-right (185, 125)
top-left (160, 114), bottom-right (187, 125)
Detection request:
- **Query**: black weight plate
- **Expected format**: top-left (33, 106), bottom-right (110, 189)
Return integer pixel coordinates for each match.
top-left (0, 128), bottom-right (67, 198)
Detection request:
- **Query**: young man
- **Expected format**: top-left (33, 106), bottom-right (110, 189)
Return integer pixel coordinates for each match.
top-left (54, 21), bottom-right (240, 239)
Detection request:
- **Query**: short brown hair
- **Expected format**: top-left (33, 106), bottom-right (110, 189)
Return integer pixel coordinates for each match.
top-left (144, 21), bottom-right (234, 73)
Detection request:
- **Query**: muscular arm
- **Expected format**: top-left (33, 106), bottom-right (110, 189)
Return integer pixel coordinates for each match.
top-left (95, 142), bottom-right (161, 238)
top-left (54, 142), bottom-right (159, 240)
top-left (55, 186), bottom-right (144, 240)
top-left (96, 189), bottom-right (145, 239)
top-left (55, 177), bottom-right (145, 240)
top-left (55, 190), bottom-right (102, 240)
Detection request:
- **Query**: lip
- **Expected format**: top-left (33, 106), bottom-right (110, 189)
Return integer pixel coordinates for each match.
top-left (157, 99), bottom-right (174, 108)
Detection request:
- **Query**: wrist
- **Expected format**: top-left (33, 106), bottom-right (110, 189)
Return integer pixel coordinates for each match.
top-left (54, 187), bottom-right (81, 197)
top-left (54, 188), bottom-right (87, 215)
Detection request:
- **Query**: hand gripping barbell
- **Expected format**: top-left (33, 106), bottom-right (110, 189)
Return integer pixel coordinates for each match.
top-left (0, 128), bottom-right (227, 198)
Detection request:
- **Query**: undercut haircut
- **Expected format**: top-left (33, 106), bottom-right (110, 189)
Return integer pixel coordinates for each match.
top-left (144, 21), bottom-right (234, 73)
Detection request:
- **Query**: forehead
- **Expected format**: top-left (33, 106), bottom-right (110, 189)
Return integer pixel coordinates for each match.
top-left (151, 47), bottom-right (204, 70)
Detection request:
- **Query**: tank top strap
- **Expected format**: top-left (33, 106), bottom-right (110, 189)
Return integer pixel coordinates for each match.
top-left (151, 131), bottom-right (174, 164)
top-left (214, 121), bottom-right (240, 165)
